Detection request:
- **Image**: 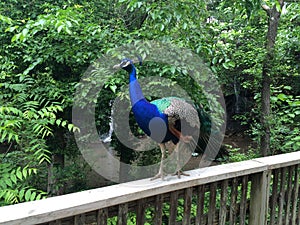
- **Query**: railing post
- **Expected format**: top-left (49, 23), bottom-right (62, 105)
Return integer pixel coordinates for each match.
top-left (249, 170), bottom-right (271, 225)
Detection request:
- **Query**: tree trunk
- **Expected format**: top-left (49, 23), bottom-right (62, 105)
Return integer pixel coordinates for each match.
top-left (260, 1), bottom-right (284, 156)
top-left (47, 154), bottom-right (65, 196)
top-left (47, 129), bottom-right (66, 196)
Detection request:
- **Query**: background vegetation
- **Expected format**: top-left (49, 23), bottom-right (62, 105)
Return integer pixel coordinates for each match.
top-left (0, 0), bottom-right (299, 205)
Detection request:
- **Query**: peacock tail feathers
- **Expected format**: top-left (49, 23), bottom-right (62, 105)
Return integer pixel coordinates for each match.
top-left (194, 106), bottom-right (229, 160)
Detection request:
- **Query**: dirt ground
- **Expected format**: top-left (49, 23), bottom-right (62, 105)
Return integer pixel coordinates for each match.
top-left (182, 133), bottom-right (255, 171)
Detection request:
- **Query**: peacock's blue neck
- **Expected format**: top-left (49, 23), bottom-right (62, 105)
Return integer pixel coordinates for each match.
top-left (129, 66), bottom-right (145, 106)
top-left (127, 64), bottom-right (171, 143)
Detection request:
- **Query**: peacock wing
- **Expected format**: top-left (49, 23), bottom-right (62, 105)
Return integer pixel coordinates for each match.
top-left (151, 97), bottom-right (200, 130)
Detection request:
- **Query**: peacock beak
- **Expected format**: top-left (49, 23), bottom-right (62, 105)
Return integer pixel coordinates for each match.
top-left (113, 63), bottom-right (121, 69)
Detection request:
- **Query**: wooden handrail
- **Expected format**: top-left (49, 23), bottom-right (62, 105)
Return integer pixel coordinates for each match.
top-left (0, 151), bottom-right (299, 225)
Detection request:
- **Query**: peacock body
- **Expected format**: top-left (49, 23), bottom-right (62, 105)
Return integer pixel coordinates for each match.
top-left (114, 58), bottom-right (225, 180)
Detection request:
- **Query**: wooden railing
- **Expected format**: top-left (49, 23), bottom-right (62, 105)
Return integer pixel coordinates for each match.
top-left (0, 151), bottom-right (299, 225)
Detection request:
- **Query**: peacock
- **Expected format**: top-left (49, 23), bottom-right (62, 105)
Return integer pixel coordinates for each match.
top-left (113, 58), bottom-right (227, 180)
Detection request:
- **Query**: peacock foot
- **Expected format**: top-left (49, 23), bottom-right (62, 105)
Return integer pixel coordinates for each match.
top-left (173, 170), bottom-right (190, 179)
top-left (150, 172), bottom-right (166, 181)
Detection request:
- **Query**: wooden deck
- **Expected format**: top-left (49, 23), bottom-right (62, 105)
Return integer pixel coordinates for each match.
top-left (0, 151), bottom-right (299, 225)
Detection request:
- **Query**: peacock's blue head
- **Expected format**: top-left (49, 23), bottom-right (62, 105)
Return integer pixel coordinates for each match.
top-left (113, 57), bottom-right (142, 72)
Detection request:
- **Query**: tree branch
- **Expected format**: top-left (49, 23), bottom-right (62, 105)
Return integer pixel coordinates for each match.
top-left (4, 142), bottom-right (13, 157)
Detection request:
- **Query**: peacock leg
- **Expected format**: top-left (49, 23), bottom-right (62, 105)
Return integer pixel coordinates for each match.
top-left (169, 125), bottom-right (192, 143)
top-left (173, 142), bottom-right (190, 178)
top-left (151, 143), bottom-right (166, 181)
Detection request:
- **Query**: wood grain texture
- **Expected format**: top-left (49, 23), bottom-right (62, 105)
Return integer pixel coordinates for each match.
top-left (0, 152), bottom-right (299, 225)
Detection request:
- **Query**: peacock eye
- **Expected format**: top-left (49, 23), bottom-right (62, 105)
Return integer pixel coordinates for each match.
top-left (121, 60), bottom-right (130, 67)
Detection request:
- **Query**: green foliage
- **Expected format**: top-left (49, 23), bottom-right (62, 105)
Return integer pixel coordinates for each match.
top-left (270, 86), bottom-right (300, 152)
top-left (227, 145), bottom-right (259, 162)
top-left (0, 163), bottom-right (47, 206)
top-left (208, 0), bottom-right (300, 156)
top-left (250, 85), bottom-right (300, 155)
top-left (0, 71), bottom-right (78, 204)
top-left (0, 6), bottom-right (80, 203)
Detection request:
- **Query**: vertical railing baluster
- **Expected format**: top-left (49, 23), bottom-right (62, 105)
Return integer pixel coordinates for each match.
top-left (270, 169), bottom-right (279, 225)
top-left (296, 166), bottom-right (300, 225)
top-left (278, 167), bottom-right (287, 225)
top-left (208, 183), bottom-right (217, 225)
top-left (183, 187), bottom-right (193, 225)
top-left (74, 214), bottom-right (85, 225)
top-left (229, 178), bottom-right (238, 225)
top-left (49, 220), bottom-right (62, 225)
top-left (154, 194), bottom-right (163, 225)
top-left (249, 171), bottom-right (271, 225)
top-left (285, 166), bottom-right (294, 225)
top-left (136, 198), bottom-right (146, 225)
top-left (239, 175), bottom-right (248, 225)
top-left (195, 185), bottom-right (205, 225)
top-left (168, 191), bottom-right (179, 225)
top-left (118, 203), bottom-right (128, 225)
top-left (291, 165), bottom-right (299, 225)
top-left (219, 180), bottom-right (228, 225)
top-left (97, 208), bottom-right (108, 225)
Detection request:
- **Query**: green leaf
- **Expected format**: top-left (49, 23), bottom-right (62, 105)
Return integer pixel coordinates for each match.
top-left (11, 33), bottom-right (21, 42)
top-left (222, 62), bottom-right (229, 69)
top-left (37, 18), bottom-right (46, 26)
top-left (67, 123), bottom-right (73, 132)
top-left (61, 121), bottom-right (67, 127)
top-left (160, 24), bottom-right (165, 31)
top-left (212, 57), bottom-right (218, 65)
top-left (5, 178), bottom-right (12, 187)
top-left (57, 24), bottom-right (64, 33)
top-left (16, 169), bottom-right (22, 180)
top-left (19, 189), bottom-right (25, 200)
top-left (56, 119), bottom-right (62, 126)
top-left (10, 173), bottom-right (17, 184)
top-left (36, 193), bottom-right (42, 200)
top-left (30, 192), bottom-right (36, 201)
top-left (283, 86), bottom-right (292, 90)
top-left (110, 85), bottom-right (117, 93)
top-left (5, 26), bottom-right (19, 32)
top-left (25, 189), bottom-right (32, 201)
top-left (22, 168), bottom-right (28, 179)
top-left (277, 93), bottom-right (287, 101)
top-left (228, 61), bottom-right (236, 67)
top-left (65, 26), bottom-right (72, 35)
top-left (275, 0), bottom-right (282, 12)
top-left (293, 136), bottom-right (300, 141)
top-left (65, 21), bottom-right (72, 28)
top-left (22, 28), bottom-right (29, 38)
top-left (8, 133), bottom-right (14, 142)
top-left (170, 66), bottom-right (176, 74)
top-left (0, 14), bottom-right (13, 24)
